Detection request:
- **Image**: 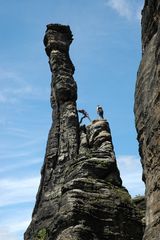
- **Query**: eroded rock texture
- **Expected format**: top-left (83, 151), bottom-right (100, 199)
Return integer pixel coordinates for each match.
top-left (132, 196), bottom-right (146, 229)
top-left (134, 1), bottom-right (160, 239)
top-left (24, 24), bottom-right (143, 240)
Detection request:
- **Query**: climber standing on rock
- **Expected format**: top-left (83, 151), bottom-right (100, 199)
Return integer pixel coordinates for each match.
top-left (78, 109), bottom-right (91, 124)
top-left (97, 105), bottom-right (104, 119)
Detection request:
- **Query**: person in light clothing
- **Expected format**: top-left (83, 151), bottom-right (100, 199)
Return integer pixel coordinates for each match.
top-left (97, 105), bottom-right (104, 119)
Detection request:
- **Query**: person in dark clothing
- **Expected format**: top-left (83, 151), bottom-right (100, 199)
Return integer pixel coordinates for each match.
top-left (78, 109), bottom-right (91, 124)
top-left (97, 105), bottom-right (104, 119)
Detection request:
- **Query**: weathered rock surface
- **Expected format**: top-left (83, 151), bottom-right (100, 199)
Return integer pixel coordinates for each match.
top-left (132, 196), bottom-right (146, 229)
top-left (134, 1), bottom-right (160, 239)
top-left (24, 24), bottom-right (143, 240)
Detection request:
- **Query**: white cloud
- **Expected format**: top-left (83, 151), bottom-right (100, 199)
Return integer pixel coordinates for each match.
top-left (117, 155), bottom-right (141, 170)
top-left (0, 68), bottom-right (31, 103)
top-left (9, 220), bottom-right (30, 233)
top-left (0, 85), bottom-right (33, 104)
top-left (117, 155), bottom-right (145, 196)
top-left (0, 67), bottom-right (48, 104)
top-left (105, 0), bottom-right (143, 21)
top-left (106, 0), bottom-right (132, 20)
top-left (0, 211), bottom-right (32, 239)
top-left (0, 138), bottom-right (42, 152)
top-left (0, 177), bottom-right (40, 207)
top-left (0, 151), bottom-right (31, 160)
top-left (0, 68), bottom-right (21, 82)
top-left (0, 228), bottom-right (18, 240)
top-left (0, 158), bottom-right (42, 173)
top-left (136, 4), bottom-right (143, 21)
top-left (3, 126), bottom-right (33, 139)
top-left (0, 84), bottom-right (48, 103)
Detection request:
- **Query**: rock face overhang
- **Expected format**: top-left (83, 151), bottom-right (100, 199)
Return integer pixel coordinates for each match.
top-left (134, 1), bottom-right (160, 239)
top-left (24, 24), bottom-right (143, 240)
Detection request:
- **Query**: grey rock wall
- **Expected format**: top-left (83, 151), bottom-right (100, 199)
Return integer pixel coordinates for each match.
top-left (24, 24), bottom-right (143, 240)
top-left (134, 1), bottom-right (160, 239)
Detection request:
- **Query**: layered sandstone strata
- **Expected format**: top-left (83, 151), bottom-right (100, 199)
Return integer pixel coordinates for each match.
top-left (134, 1), bottom-right (160, 239)
top-left (24, 24), bottom-right (143, 240)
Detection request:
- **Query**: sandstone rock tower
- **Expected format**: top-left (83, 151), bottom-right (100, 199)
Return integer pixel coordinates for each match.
top-left (24, 24), bottom-right (143, 240)
top-left (134, 1), bottom-right (160, 239)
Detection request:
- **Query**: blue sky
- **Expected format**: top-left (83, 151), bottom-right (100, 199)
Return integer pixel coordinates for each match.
top-left (0, 0), bottom-right (144, 239)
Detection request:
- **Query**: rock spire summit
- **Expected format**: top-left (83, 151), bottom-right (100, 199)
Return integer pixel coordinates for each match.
top-left (24, 24), bottom-right (143, 240)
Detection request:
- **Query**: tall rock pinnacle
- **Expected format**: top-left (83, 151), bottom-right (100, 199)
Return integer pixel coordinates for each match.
top-left (134, 1), bottom-right (160, 239)
top-left (24, 24), bottom-right (143, 240)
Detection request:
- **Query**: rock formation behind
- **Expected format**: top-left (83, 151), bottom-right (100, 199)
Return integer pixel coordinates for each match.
top-left (24, 24), bottom-right (143, 240)
top-left (134, 1), bottom-right (160, 239)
